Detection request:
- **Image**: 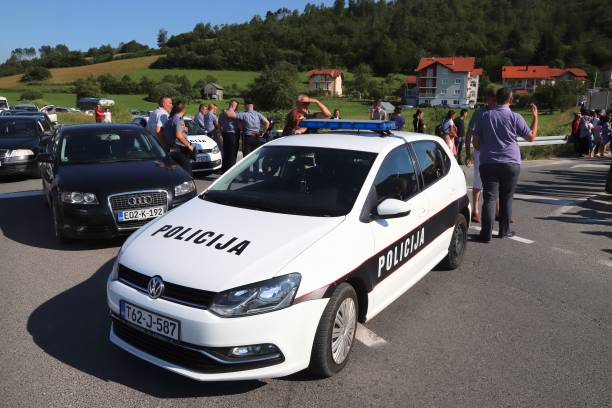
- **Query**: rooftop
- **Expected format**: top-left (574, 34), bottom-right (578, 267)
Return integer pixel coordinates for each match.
top-left (307, 69), bottom-right (343, 78)
top-left (502, 66), bottom-right (588, 79)
top-left (415, 57), bottom-right (482, 75)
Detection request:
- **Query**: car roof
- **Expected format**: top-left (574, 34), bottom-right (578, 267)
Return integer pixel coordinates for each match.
top-left (61, 123), bottom-right (143, 134)
top-left (266, 131), bottom-right (441, 153)
top-left (0, 115), bottom-right (40, 121)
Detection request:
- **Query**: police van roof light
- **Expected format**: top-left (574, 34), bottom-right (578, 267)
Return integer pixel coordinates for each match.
top-left (299, 119), bottom-right (397, 131)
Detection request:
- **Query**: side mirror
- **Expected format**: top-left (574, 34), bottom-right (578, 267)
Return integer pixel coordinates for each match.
top-left (36, 152), bottom-right (52, 163)
top-left (375, 198), bottom-right (411, 219)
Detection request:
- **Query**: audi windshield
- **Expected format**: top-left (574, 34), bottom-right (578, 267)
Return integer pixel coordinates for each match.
top-left (59, 128), bottom-right (166, 164)
top-left (203, 146), bottom-right (377, 217)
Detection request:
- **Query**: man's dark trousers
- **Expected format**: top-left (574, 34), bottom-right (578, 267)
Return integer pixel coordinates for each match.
top-left (479, 163), bottom-right (520, 240)
top-left (222, 132), bottom-right (237, 171)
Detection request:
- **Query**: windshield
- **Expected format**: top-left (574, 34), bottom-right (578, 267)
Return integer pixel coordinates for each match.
top-left (0, 118), bottom-right (39, 138)
top-left (203, 146), bottom-right (377, 217)
top-left (59, 128), bottom-right (166, 164)
top-left (0, 101), bottom-right (8, 109)
top-left (14, 105), bottom-right (37, 112)
top-left (184, 119), bottom-right (205, 136)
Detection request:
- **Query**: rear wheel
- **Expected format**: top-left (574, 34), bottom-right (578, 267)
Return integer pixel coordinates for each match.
top-left (309, 283), bottom-right (358, 377)
top-left (439, 213), bottom-right (467, 270)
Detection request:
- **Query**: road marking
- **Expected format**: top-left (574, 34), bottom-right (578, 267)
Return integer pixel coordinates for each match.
top-left (0, 190), bottom-right (42, 199)
top-left (513, 193), bottom-right (580, 206)
top-left (598, 260), bottom-right (612, 268)
top-left (355, 324), bottom-right (387, 347)
top-left (551, 247), bottom-right (576, 255)
top-left (469, 225), bottom-right (535, 244)
top-left (570, 164), bottom-right (609, 169)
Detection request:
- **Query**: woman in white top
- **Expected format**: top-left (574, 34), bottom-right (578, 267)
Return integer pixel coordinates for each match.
top-left (102, 109), bottom-right (112, 123)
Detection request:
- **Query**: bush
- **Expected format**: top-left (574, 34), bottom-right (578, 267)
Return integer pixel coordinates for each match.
top-left (146, 83), bottom-right (184, 103)
top-left (73, 77), bottom-right (102, 100)
top-left (245, 62), bottom-right (298, 111)
top-left (57, 112), bottom-right (94, 124)
top-left (21, 66), bottom-right (52, 82)
top-left (19, 90), bottom-right (44, 100)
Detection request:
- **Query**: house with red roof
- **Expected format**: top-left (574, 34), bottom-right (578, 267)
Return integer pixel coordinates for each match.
top-left (502, 66), bottom-right (588, 93)
top-left (403, 75), bottom-right (418, 106)
top-left (414, 57), bottom-right (483, 107)
top-left (306, 69), bottom-right (343, 97)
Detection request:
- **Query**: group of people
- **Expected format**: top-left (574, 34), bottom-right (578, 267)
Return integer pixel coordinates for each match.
top-left (146, 96), bottom-right (269, 175)
top-left (570, 109), bottom-right (611, 158)
top-left (94, 104), bottom-right (112, 123)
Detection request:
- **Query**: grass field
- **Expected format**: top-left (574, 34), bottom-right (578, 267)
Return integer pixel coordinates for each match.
top-left (0, 56), bottom-right (161, 88)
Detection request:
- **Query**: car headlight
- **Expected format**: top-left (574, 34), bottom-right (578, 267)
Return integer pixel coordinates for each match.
top-left (9, 149), bottom-right (34, 157)
top-left (211, 145), bottom-right (220, 154)
top-left (209, 273), bottom-right (301, 317)
top-left (60, 191), bottom-right (99, 204)
top-left (174, 180), bottom-right (196, 196)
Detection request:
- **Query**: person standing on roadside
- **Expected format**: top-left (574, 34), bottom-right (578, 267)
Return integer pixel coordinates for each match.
top-left (441, 110), bottom-right (457, 155)
top-left (413, 109), bottom-right (426, 133)
top-left (147, 96), bottom-right (172, 150)
top-left (94, 104), bottom-right (104, 123)
top-left (204, 103), bottom-right (223, 160)
top-left (472, 88), bottom-right (538, 242)
top-left (219, 99), bottom-right (240, 171)
top-left (194, 104), bottom-right (208, 130)
top-left (282, 95), bottom-right (331, 135)
top-left (371, 99), bottom-right (387, 120)
top-left (331, 109), bottom-right (341, 119)
top-left (102, 108), bottom-right (112, 123)
top-left (454, 109), bottom-right (468, 164)
top-left (465, 87), bottom-right (497, 224)
top-left (224, 98), bottom-right (270, 156)
top-left (164, 100), bottom-right (194, 174)
top-left (601, 114), bottom-right (611, 156)
top-left (389, 107), bottom-right (405, 130)
top-left (570, 112), bottom-right (582, 156)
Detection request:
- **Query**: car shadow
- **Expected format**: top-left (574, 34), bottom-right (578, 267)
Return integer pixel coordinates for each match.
top-left (27, 259), bottom-right (265, 397)
top-left (0, 192), bottom-right (123, 251)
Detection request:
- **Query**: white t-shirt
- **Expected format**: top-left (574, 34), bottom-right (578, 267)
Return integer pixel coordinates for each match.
top-left (442, 118), bottom-right (455, 134)
top-left (103, 111), bottom-right (112, 123)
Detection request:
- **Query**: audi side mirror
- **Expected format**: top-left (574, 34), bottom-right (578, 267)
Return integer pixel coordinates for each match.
top-left (374, 198), bottom-right (411, 219)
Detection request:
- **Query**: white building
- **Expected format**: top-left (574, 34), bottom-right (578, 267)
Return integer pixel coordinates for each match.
top-left (414, 57), bottom-right (482, 107)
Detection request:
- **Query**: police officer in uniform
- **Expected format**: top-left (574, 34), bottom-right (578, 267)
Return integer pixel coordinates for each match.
top-left (224, 98), bottom-right (269, 157)
top-left (164, 100), bottom-right (194, 174)
top-left (219, 99), bottom-right (241, 171)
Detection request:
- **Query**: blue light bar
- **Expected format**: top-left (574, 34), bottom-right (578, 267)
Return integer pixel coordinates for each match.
top-left (299, 119), bottom-right (397, 131)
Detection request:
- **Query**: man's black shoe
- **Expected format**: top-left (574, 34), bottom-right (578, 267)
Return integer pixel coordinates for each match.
top-left (471, 234), bottom-right (490, 243)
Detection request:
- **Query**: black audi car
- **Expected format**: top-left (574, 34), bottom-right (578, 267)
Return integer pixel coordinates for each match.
top-left (38, 123), bottom-right (197, 240)
top-left (0, 116), bottom-right (51, 177)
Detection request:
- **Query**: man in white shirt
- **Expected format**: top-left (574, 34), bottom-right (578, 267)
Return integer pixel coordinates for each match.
top-left (147, 96), bottom-right (173, 149)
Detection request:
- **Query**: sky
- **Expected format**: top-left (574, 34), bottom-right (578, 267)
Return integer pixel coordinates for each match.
top-left (0, 0), bottom-right (335, 62)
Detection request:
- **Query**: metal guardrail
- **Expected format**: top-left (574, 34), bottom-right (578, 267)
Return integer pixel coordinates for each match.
top-left (518, 135), bottom-right (567, 147)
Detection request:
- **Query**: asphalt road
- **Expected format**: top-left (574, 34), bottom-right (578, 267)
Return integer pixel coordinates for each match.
top-left (0, 157), bottom-right (610, 408)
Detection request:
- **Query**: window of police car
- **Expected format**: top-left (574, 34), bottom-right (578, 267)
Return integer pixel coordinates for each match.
top-left (411, 140), bottom-right (450, 187)
top-left (203, 146), bottom-right (377, 217)
top-left (373, 146), bottom-right (419, 202)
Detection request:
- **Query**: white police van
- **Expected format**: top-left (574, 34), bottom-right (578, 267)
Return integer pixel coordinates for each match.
top-left (107, 119), bottom-right (470, 381)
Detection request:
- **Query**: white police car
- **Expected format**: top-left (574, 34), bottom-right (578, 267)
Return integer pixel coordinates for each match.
top-left (107, 119), bottom-right (470, 381)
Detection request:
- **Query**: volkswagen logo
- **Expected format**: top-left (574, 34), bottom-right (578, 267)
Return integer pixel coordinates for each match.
top-left (147, 276), bottom-right (165, 299)
top-left (128, 195), bottom-right (153, 206)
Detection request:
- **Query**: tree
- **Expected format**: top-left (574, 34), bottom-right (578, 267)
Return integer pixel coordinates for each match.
top-left (245, 62), bottom-right (299, 111)
top-left (21, 66), bottom-right (51, 82)
top-left (146, 83), bottom-right (182, 103)
top-left (157, 28), bottom-right (168, 48)
top-left (73, 77), bottom-right (102, 103)
top-left (20, 90), bottom-right (44, 100)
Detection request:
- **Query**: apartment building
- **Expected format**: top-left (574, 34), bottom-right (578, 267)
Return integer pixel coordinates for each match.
top-left (414, 57), bottom-right (482, 107)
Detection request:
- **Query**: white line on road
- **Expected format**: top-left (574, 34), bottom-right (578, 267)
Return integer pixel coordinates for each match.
top-left (570, 164), bottom-right (609, 169)
top-left (547, 204), bottom-right (581, 218)
top-left (0, 190), bottom-right (42, 199)
top-left (513, 193), bottom-right (580, 206)
top-left (469, 225), bottom-right (535, 244)
top-left (355, 324), bottom-right (387, 347)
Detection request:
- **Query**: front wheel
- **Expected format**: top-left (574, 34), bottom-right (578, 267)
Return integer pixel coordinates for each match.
top-left (308, 283), bottom-right (358, 378)
top-left (439, 213), bottom-right (467, 270)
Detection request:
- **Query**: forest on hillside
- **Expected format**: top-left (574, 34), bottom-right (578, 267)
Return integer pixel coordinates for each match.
top-left (153, 0), bottom-right (611, 81)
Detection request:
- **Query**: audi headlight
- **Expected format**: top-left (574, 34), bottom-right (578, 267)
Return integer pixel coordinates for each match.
top-left (211, 145), bottom-right (220, 154)
top-left (9, 149), bottom-right (34, 157)
top-left (209, 273), bottom-right (301, 317)
top-left (174, 180), bottom-right (196, 196)
top-left (60, 191), bottom-right (99, 204)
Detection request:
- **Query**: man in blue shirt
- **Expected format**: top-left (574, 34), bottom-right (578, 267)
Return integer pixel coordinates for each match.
top-left (224, 98), bottom-right (270, 157)
top-left (194, 104), bottom-right (207, 130)
top-left (473, 88), bottom-right (538, 242)
top-left (219, 99), bottom-right (240, 171)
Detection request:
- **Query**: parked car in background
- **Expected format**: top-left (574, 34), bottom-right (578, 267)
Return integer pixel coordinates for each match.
top-left (40, 105), bottom-right (80, 123)
top-left (0, 116), bottom-right (51, 178)
top-left (77, 97), bottom-right (115, 115)
top-left (13, 104), bottom-right (38, 112)
top-left (38, 123), bottom-right (197, 241)
top-left (0, 96), bottom-right (9, 111)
